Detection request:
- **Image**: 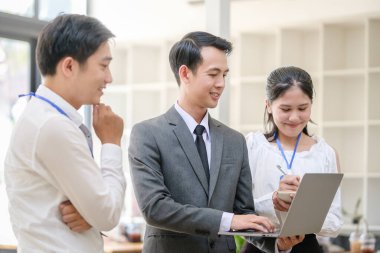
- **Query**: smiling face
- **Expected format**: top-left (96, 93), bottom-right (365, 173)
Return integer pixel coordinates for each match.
top-left (267, 85), bottom-right (312, 139)
top-left (72, 42), bottom-right (113, 107)
top-left (178, 46), bottom-right (229, 120)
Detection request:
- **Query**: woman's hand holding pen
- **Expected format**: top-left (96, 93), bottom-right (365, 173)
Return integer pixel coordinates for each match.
top-left (279, 175), bottom-right (300, 192)
top-left (273, 175), bottom-right (301, 211)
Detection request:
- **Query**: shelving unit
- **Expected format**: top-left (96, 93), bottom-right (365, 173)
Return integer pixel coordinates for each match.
top-left (103, 15), bottom-right (380, 230)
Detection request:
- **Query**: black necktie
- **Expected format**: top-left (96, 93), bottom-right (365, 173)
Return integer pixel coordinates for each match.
top-left (194, 125), bottom-right (210, 184)
top-left (79, 124), bottom-right (93, 157)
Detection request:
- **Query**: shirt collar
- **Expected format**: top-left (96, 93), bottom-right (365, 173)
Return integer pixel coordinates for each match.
top-left (36, 84), bottom-right (83, 127)
top-left (174, 102), bottom-right (210, 140)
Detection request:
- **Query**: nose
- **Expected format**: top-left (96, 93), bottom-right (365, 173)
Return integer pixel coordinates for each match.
top-left (215, 75), bottom-right (225, 89)
top-left (288, 111), bottom-right (300, 122)
top-left (105, 69), bottom-right (113, 85)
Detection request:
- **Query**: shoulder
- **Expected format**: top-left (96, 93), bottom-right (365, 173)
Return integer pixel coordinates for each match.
top-left (313, 136), bottom-right (337, 156)
top-left (245, 131), bottom-right (267, 150)
top-left (131, 114), bottom-right (166, 133)
top-left (39, 115), bottom-right (78, 136)
top-left (36, 116), bottom-right (83, 152)
top-left (211, 118), bottom-right (244, 139)
top-left (311, 135), bottom-right (340, 170)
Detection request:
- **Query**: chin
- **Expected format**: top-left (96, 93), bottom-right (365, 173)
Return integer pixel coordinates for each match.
top-left (208, 101), bottom-right (219, 108)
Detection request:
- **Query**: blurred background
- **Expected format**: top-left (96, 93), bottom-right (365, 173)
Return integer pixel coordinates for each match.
top-left (1, 0), bottom-right (379, 250)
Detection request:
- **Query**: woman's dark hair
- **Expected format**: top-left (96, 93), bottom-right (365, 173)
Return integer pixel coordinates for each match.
top-left (169, 31), bottom-right (232, 86)
top-left (264, 66), bottom-right (315, 141)
top-left (36, 14), bottom-right (114, 76)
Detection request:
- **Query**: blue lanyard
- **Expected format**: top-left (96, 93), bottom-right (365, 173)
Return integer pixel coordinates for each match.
top-left (19, 92), bottom-right (70, 119)
top-left (19, 92), bottom-right (94, 157)
top-left (275, 132), bottom-right (302, 171)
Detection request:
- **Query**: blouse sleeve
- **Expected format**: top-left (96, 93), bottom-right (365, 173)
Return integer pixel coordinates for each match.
top-left (319, 142), bottom-right (343, 237)
top-left (246, 132), bottom-right (279, 224)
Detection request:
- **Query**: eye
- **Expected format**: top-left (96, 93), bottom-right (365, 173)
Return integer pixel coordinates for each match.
top-left (299, 107), bottom-right (308, 111)
top-left (101, 64), bottom-right (109, 69)
top-left (281, 108), bottom-right (290, 112)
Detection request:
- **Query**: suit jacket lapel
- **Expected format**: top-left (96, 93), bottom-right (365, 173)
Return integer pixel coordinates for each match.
top-left (165, 106), bottom-right (209, 196)
top-left (208, 116), bottom-right (223, 202)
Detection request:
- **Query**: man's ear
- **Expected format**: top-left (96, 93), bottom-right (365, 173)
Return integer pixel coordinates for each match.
top-left (265, 100), bottom-right (272, 114)
top-left (59, 56), bottom-right (77, 77)
top-left (178, 65), bottom-right (191, 85)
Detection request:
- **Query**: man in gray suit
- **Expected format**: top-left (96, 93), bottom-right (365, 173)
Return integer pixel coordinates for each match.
top-left (128, 31), bottom-right (303, 253)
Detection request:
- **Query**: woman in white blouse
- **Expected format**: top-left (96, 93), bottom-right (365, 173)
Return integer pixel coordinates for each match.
top-left (242, 66), bottom-right (343, 253)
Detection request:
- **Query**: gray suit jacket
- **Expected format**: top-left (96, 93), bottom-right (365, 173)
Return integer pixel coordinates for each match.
top-left (129, 106), bottom-right (275, 253)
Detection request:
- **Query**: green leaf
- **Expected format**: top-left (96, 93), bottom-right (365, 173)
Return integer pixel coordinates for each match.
top-left (234, 235), bottom-right (245, 253)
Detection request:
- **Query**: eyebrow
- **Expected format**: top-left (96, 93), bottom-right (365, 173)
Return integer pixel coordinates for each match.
top-left (207, 67), bottom-right (229, 73)
top-left (101, 56), bottom-right (113, 62)
top-left (280, 103), bottom-right (310, 107)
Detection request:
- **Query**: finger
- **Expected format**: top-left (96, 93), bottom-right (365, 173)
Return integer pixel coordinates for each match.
top-left (249, 223), bottom-right (270, 233)
top-left (253, 217), bottom-right (275, 232)
top-left (273, 197), bottom-right (285, 211)
top-left (281, 175), bottom-right (300, 187)
top-left (293, 235), bottom-right (305, 243)
top-left (273, 196), bottom-right (289, 211)
top-left (65, 218), bottom-right (87, 229)
top-left (62, 213), bottom-right (80, 223)
top-left (93, 104), bottom-right (99, 124)
top-left (60, 204), bottom-right (76, 215)
top-left (277, 237), bottom-right (291, 251)
top-left (279, 180), bottom-right (298, 191)
top-left (297, 235), bottom-right (305, 242)
top-left (60, 200), bottom-right (71, 206)
top-left (70, 224), bottom-right (91, 233)
top-left (258, 217), bottom-right (275, 232)
top-left (277, 198), bottom-right (291, 210)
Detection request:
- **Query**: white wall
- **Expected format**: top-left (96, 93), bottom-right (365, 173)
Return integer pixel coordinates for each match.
top-left (92, 0), bottom-right (380, 42)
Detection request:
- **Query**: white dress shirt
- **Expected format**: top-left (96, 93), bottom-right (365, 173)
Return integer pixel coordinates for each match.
top-left (4, 85), bottom-right (126, 253)
top-left (246, 132), bottom-right (343, 237)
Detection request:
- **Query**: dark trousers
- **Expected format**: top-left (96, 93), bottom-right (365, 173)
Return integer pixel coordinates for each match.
top-left (241, 234), bottom-right (322, 253)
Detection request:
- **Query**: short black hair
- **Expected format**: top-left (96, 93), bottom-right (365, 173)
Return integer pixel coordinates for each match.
top-left (169, 31), bottom-right (232, 86)
top-left (36, 14), bottom-right (114, 76)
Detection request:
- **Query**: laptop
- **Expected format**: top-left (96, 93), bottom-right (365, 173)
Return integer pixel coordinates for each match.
top-left (219, 173), bottom-right (343, 238)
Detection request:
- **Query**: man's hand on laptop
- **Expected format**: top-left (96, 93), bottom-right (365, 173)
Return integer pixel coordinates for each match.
top-left (277, 235), bottom-right (305, 251)
top-left (230, 214), bottom-right (275, 233)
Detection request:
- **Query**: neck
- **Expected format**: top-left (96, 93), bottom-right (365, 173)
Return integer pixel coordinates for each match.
top-left (276, 132), bottom-right (302, 149)
top-left (44, 77), bottom-right (81, 110)
top-left (177, 98), bottom-right (207, 124)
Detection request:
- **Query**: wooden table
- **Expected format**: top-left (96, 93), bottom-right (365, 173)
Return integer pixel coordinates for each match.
top-left (103, 237), bottom-right (143, 253)
top-left (1, 239), bottom-right (143, 253)
top-left (0, 244), bottom-right (17, 250)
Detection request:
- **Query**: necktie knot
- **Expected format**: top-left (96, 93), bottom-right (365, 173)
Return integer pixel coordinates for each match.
top-left (194, 125), bottom-right (205, 136)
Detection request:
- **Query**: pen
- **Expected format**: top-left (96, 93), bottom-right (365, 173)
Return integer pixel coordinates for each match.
top-left (276, 165), bottom-right (289, 175)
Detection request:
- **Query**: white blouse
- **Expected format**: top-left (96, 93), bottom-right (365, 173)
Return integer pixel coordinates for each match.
top-left (246, 132), bottom-right (343, 237)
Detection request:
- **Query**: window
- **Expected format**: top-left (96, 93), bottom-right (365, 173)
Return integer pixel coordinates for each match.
top-left (0, 0), bottom-right (88, 245)
top-left (0, 0), bottom-right (35, 17)
top-left (0, 37), bottom-right (31, 245)
top-left (0, 0), bottom-right (87, 20)
top-left (38, 0), bottom-right (87, 20)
